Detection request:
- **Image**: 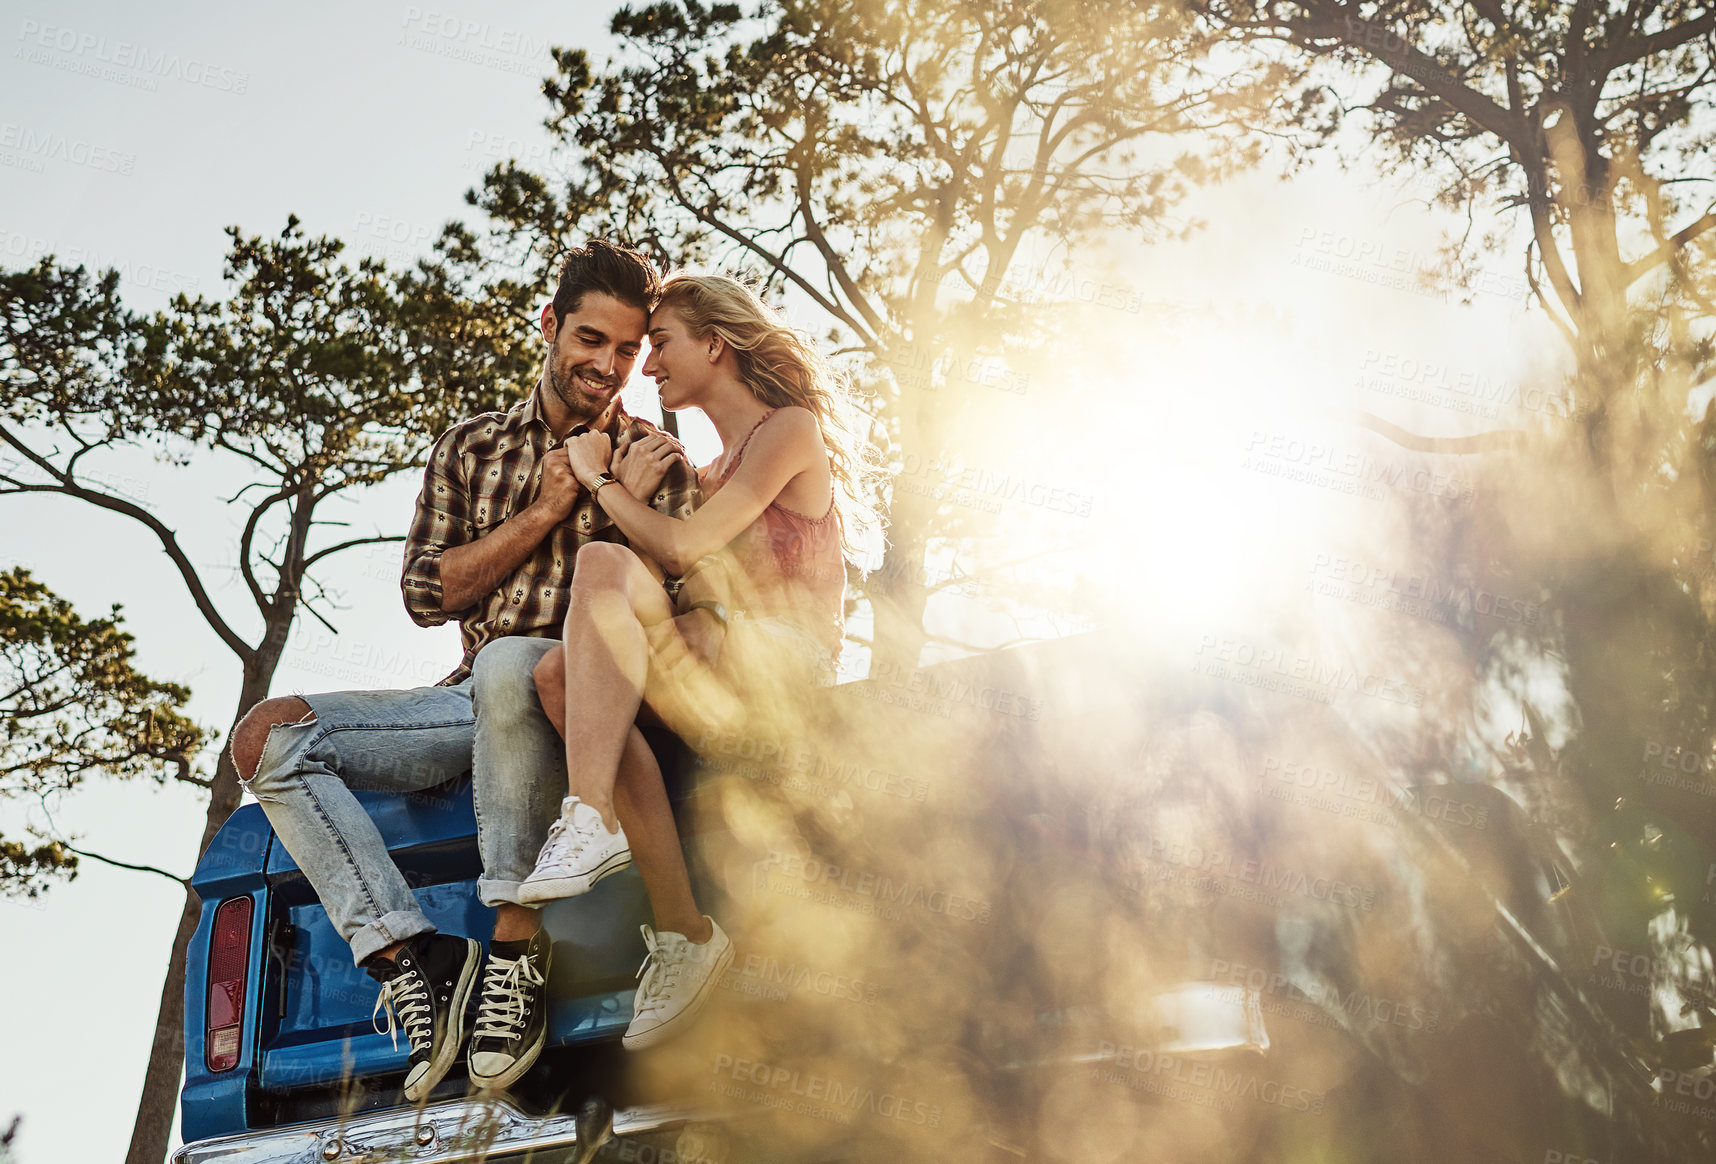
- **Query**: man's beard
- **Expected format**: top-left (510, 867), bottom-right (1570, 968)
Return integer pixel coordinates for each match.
top-left (548, 360), bottom-right (621, 423)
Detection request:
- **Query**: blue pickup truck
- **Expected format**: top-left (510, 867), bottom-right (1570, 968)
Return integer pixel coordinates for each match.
top-left (173, 729), bottom-right (711, 1164)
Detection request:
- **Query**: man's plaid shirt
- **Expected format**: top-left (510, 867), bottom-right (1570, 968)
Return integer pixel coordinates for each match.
top-left (401, 389), bottom-right (700, 685)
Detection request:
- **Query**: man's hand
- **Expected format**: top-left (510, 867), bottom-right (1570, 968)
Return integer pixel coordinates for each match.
top-left (613, 431), bottom-right (685, 501)
top-left (437, 446), bottom-right (578, 613)
top-left (533, 447), bottom-right (581, 521)
top-left (567, 430), bottom-right (613, 486)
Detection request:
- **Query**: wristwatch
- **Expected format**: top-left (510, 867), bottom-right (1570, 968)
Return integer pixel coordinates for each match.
top-left (587, 473), bottom-right (619, 500)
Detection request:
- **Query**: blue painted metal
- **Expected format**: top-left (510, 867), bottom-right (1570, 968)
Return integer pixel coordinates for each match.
top-left (183, 778), bottom-right (664, 1137)
top-left (180, 805), bottom-right (273, 1144)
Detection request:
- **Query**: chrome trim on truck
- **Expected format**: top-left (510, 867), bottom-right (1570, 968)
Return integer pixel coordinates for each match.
top-left (172, 1097), bottom-right (711, 1164)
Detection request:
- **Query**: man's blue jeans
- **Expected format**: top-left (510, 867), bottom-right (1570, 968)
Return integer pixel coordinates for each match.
top-left (242, 637), bottom-right (565, 965)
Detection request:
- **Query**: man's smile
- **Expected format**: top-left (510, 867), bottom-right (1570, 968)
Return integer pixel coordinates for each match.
top-left (575, 368), bottom-right (620, 394)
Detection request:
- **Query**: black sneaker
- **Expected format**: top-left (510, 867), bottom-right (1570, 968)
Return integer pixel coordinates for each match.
top-left (468, 929), bottom-right (553, 1091)
top-left (366, 933), bottom-right (482, 1102)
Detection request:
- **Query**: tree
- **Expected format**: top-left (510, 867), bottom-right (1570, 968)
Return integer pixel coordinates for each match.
top-left (0, 217), bottom-right (537, 1164)
top-left (468, 0), bottom-right (1289, 669)
top-left (1190, 0), bottom-right (1716, 417)
top-left (1186, 0), bottom-right (1716, 1065)
top-left (0, 567), bottom-right (206, 899)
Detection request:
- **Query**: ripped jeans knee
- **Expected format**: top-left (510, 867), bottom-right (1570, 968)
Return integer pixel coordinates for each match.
top-left (240, 712), bottom-right (322, 801)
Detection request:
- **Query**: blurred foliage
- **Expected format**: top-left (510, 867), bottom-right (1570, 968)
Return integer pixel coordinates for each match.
top-left (1188, 0), bottom-right (1716, 1074)
top-left (0, 567), bottom-right (206, 897)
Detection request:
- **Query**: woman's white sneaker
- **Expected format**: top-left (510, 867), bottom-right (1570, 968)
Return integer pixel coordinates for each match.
top-left (622, 918), bottom-right (733, 1050)
top-left (518, 796), bottom-right (631, 904)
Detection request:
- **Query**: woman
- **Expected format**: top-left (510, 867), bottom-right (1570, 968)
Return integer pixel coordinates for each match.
top-left (519, 274), bottom-right (871, 1050)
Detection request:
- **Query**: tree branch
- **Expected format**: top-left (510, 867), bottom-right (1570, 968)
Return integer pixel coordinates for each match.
top-left (59, 841), bottom-right (188, 887)
top-left (1624, 208), bottom-right (1716, 285)
top-left (1321, 8), bottom-right (1530, 143)
top-left (302, 533), bottom-right (405, 571)
top-left (1347, 409), bottom-right (1526, 454)
top-left (0, 421), bottom-right (252, 661)
top-left (1602, 9), bottom-right (1716, 71)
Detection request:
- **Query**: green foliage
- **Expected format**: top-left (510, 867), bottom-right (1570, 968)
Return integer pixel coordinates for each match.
top-left (0, 567), bottom-right (206, 896)
top-left (0, 216), bottom-right (540, 664)
top-left (125, 217), bottom-right (535, 484)
top-left (0, 217), bottom-right (544, 1162)
top-left (0, 834), bottom-right (78, 898)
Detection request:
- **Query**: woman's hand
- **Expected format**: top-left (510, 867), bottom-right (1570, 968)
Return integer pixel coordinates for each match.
top-left (613, 431), bottom-right (684, 500)
top-left (565, 430), bottom-right (613, 487)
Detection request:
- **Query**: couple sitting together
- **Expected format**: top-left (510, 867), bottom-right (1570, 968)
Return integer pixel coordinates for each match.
top-left (227, 239), bottom-right (866, 1101)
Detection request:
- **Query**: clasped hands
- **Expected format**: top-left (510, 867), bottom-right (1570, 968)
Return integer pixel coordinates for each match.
top-left (560, 428), bottom-right (686, 500)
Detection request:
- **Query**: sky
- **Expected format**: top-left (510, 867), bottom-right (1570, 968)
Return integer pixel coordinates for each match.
top-left (0, 2), bottom-right (1567, 1161)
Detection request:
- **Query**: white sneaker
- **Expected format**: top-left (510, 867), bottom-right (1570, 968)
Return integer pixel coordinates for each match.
top-left (518, 797), bottom-right (632, 904)
top-left (622, 917), bottom-right (734, 1050)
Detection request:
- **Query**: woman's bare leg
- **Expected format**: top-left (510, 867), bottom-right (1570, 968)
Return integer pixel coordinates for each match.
top-left (549, 542), bottom-right (672, 830)
top-left (532, 546), bottom-right (710, 940)
top-left (613, 728), bottom-right (711, 941)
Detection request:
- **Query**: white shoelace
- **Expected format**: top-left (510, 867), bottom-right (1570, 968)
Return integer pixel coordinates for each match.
top-left (372, 970), bottom-right (435, 1054)
top-left (473, 951), bottom-right (546, 1039)
top-left (633, 925), bottom-right (692, 1018)
top-left (536, 815), bottom-right (592, 872)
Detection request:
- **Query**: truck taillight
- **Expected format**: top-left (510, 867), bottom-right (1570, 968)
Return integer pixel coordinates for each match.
top-left (205, 896), bottom-right (253, 1072)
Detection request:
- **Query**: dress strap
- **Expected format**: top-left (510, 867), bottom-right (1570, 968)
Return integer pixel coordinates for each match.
top-left (716, 409), bottom-right (778, 482)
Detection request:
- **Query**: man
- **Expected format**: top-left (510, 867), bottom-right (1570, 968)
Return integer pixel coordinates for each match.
top-left (229, 240), bottom-right (703, 1101)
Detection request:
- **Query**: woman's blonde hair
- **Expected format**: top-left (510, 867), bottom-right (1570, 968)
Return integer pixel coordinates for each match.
top-left (655, 274), bottom-right (879, 554)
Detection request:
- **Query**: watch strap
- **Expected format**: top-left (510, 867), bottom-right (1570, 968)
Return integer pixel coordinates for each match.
top-left (687, 600), bottom-right (730, 626)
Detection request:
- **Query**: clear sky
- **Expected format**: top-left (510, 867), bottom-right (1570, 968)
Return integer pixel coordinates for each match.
top-left (0, 2), bottom-right (1561, 1161)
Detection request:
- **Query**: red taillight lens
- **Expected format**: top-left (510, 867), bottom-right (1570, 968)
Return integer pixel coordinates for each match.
top-left (205, 896), bottom-right (253, 1072)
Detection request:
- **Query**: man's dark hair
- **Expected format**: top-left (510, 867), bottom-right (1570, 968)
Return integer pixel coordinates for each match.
top-left (552, 240), bottom-right (660, 324)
